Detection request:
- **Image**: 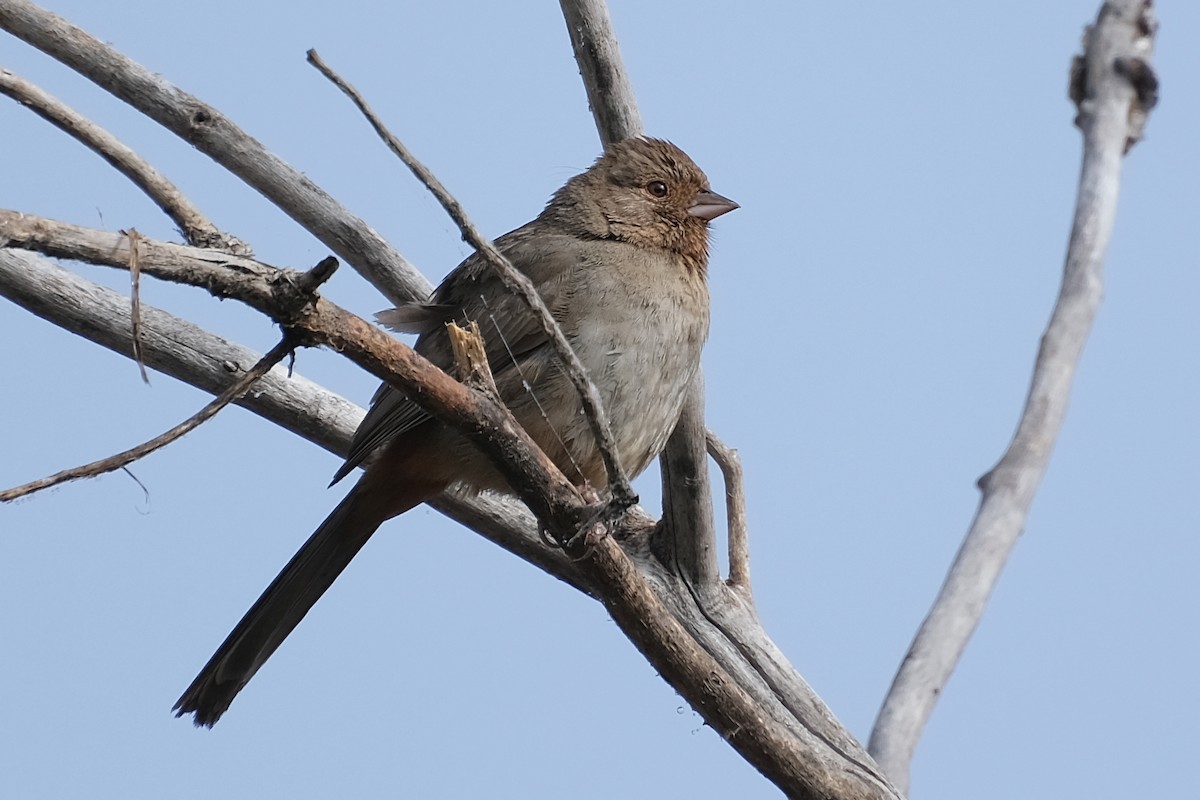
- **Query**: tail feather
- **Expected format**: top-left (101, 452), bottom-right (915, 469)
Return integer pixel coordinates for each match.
top-left (173, 475), bottom-right (437, 727)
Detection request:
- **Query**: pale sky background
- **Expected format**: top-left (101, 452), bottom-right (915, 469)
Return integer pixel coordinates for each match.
top-left (2, 2), bottom-right (1197, 798)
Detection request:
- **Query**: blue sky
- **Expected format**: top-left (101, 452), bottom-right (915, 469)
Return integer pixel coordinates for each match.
top-left (2, 2), bottom-right (1197, 798)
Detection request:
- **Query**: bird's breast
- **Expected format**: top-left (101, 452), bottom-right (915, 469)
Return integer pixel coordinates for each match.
top-left (555, 254), bottom-right (710, 483)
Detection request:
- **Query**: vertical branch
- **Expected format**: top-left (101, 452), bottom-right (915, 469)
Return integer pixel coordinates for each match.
top-left (557, 0), bottom-right (721, 589)
top-left (558, 0), bottom-right (643, 145)
top-left (867, 1), bottom-right (1158, 791)
top-left (707, 431), bottom-right (751, 592)
top-left (656, 371), bottom-right (720, 589)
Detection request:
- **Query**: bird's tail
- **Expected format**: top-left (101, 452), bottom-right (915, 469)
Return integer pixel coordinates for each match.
top-left (173, 471), bottom-right (442, 727)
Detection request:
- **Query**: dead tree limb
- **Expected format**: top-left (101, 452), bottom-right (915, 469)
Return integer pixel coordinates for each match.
top-left (0, 66), bottom-right (247, 253)
top-left (867, 2), bottom-right (1158, 791)
top-left (0, 335), bottom-right (295, 502)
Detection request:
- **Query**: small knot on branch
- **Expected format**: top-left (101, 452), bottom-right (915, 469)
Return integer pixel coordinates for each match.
top-left (1070, 0), bottom-right (1159, 152)
top-left (271, 256), bottom-right (339, 328)
top-left (1113, 57), bottom-right (1159, 112)
top-left (294, 255), bottom-right (339, 294)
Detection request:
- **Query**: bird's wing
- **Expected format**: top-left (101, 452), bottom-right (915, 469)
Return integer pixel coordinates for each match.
top-left (330, 225), bottom-right (585, 484)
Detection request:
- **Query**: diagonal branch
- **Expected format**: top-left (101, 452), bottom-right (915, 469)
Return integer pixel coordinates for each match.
top-left (306, 48), bottom-right (636, 510)
top-left (0, 66), bottom-right (248, 253)
top-left (1, 335), bottom-right (295, 502)
top-left (3, 212), bottom-right (588, 534)
top-left (867, 1), bottom-right (1159, 791)
top-left (0, 247), bottom-right (589, 593)
top-left (0, 209), bottom-right (275, 285)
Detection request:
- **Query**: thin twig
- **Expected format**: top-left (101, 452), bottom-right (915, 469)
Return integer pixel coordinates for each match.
top-left (0, 66), bottom-right (247, 253)
top-left (0, 336), bottom-right (295, 503)
top-left (0, 247), bottom-right (589, 592)
top-left (124, 228), bottom-right (150, 383)
top-left (707, 430), bottom-right (750, 592)
top-left (867, 2), bottom-right (1158, 792)
top-left (306, 48), bottom-right (636, 510)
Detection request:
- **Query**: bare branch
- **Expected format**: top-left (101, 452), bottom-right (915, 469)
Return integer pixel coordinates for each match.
top-left (868, 1), bottom-right (1159, 791)
top-left (0, 66), bottom-right (248, 253)
top-left (0, 0), bottom-right (428, 306)
top-left (558, 0), bottom-right (643, 146)
top-left (4, 231), bottom-right (886, 796)
top-left (655, 373), bottom-right (719, 589)
top-left (1, 336), bottom-right (294, 502)
top-left (707, 430), bottom-right (750, 592)
top-left (306, 48), bottom-right (636, 510)
top-left (593, 527), bottom-right (889, 800)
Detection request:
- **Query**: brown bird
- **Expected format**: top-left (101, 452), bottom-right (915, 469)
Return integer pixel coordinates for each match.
top-left (173, 137), bottom-right (738, 726)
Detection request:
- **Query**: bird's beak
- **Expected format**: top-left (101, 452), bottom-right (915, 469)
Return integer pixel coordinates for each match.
top-left (688, 189), bottom-right (739, 221)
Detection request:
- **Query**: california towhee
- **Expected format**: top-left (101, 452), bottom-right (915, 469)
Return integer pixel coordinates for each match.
top-left (174, 137), bottom-right (738, 726)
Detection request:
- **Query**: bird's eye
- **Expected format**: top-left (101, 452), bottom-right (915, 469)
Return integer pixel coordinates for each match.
top-left (646, 180), bottom-right (669, 198)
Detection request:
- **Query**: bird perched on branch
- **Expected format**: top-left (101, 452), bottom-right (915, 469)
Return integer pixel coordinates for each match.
top-left (174, 137), bottom-right (738, 726)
